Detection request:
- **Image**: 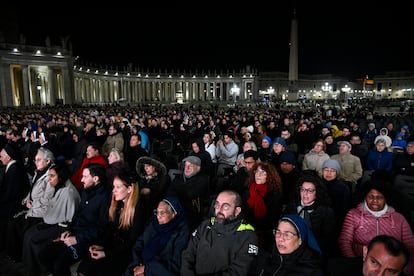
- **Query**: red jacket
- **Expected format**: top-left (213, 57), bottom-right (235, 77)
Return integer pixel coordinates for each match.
top-left (70, 155), bottom-right (108, 191)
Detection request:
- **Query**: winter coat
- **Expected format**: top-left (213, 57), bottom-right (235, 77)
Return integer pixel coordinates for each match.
top-left (257, 243), bottom-right (324, 276)
top-left (339, 202), bottom-right (414, 257)
top-left (23, 166), bottom-right (54, 218)
top-left (181, 217), bottom-right (258, 276)
top-left (284, 202), bottom-right (337, 257)
top-left (102, 132), bottom-right (124, 158)
top-left (365, 148), bottom-right (393, 171)
top-left (302, 149), bottom-right (330, 176)
top-left (124, 215), bottom-right (189, 276)
top-left (137, 157), bottom-right (170, 223)
top-left (338, 202), bottom-right (414, 275)
top-left (331, 152), bottom-right (363, 185)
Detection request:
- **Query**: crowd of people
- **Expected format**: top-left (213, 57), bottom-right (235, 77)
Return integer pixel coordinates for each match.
top-left (0, 104), bottom-right (413, 275)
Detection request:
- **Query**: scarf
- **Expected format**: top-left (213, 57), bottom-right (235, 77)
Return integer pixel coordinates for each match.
top-left (142, 212), bottom-right (184, 263)
top-left (364, 201), bottom-right (389, 217)
top-left (297, 201), bottom-right (317, 226)
top-left (247, 182), bottom-right (268, 219)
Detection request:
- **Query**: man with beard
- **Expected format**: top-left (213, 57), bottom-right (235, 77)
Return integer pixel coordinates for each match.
top-left (181, 190), bottom-right (258, 275)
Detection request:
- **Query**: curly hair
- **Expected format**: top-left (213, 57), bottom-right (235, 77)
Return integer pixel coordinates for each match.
top-left (296, 170), bottom-right (331, 206)
top-left (247, 161), bottom-right (282, 193)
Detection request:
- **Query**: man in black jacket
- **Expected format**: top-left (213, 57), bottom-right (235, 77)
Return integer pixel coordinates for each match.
top-left (38, 163), bottom-right (111, 276)
top-left (181, 190), bottom-right (258, 276)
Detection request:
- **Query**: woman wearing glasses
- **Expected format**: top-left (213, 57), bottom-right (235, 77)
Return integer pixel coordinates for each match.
top-left (243, 161), bottom-right (283, 252)
top-left (124, 197), bottom-right (189, 276)
top-left (284, 171), bottom-right (337, 258)
top-left (257, 214), bottom-right (324, 275)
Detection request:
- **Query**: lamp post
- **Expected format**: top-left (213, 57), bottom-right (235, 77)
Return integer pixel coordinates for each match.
top-left (341, 84), bottom-right (351, 102)
top-left (321, 82), bottom-right (331, 101)
top-left (230, 84), bottom-right (240, 103)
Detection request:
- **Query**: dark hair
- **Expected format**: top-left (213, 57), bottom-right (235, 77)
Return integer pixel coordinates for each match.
top-left (84, 163), bottom-right (107, 184)
top-left (244, 149), bottom-right (259, 160)
top-left (368, 235), bottom-right (410, 268)
top-left (296, 171), bottom-right (331, 206)
top-left (116, 167), bottom-right (138, 186)
top-left (50, 163), bottom-right (70, 185)
top-left (219, 190), bottom-right (242, 207)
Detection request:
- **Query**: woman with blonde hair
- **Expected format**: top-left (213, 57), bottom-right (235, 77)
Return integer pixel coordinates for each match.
top-left (77, 167), bottom-right (144, 276)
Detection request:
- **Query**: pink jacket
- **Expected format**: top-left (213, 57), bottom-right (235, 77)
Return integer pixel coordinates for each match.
top-left (339, 202), bottom-right (414, 274)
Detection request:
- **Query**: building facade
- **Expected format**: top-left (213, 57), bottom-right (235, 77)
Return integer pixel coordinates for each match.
top-left (1, 42), bottom-right (414, 108)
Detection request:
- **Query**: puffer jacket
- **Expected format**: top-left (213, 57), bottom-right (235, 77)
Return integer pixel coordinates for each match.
top-left (339, 202), bottom-right (414, 257)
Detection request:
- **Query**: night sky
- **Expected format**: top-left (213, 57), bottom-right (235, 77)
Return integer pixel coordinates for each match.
top-left (3, 2), bottom-right (413, 80)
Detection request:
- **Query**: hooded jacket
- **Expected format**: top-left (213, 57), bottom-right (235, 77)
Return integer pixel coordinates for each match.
top-left (136, 157), bottom-right (170, 223)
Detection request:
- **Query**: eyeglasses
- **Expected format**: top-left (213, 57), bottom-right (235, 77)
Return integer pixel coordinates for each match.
top-left (254, 170), bottom-right (267, 176)
top-left (153, 210), bottom-right (170, 216)
top-left (300, 187), bottom-right (316, 194)
top-left (214, 202), bottom-right (232, 211)
top-left (274, 230), bottom-right (297, 240)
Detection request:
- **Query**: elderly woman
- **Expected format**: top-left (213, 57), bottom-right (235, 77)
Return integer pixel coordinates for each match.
top-left (136, 156), bottom-right (170, 224)
top-left (320, 159), bottom-right (351, 229)
top-left (22, 163), bottom-right (81, 275)
top-left (243, 161), bottom-right (283, 251)
top-left (338, 179), bottom-right (414, 275)
top-left (106, 148), bottom-right (128, 186)
top-left (4, 147), bottom-right (55, 261)
top-left (257, 214), bottom-right (324, 275)
top-left (124, 197), bottom-right (190, 276)
top-left (302, 139), bottom-right (330, 176)
top-left (284, 171), bottom-right (337, 258)
top-left (77, 167), bottom-right (143, 276)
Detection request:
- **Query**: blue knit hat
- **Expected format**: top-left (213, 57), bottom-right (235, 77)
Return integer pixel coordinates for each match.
top-left (279, 151), bottom-right (297, 165)
top-left (273, 137), bottom-right (286, 147)
top-left (262, 136), bottom-right (272, 145)
top-left (279, 214), bottom-right (322, 255)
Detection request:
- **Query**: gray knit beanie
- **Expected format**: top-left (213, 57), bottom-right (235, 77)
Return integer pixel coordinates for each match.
top-left (322, 159), bottom-right (341, 174)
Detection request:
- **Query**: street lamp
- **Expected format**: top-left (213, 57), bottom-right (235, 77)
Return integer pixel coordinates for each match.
top-left (321, 82), bottom-right (331, 100)
top-left (230, 84), bottom-right (240, 102)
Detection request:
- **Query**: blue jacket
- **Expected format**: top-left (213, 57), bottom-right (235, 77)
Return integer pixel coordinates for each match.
top-left (365, 148), bottom-right (393, 171)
